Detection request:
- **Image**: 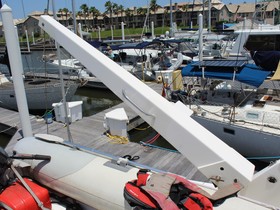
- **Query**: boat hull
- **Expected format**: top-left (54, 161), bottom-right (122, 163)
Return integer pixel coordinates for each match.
top-left (0, 80), bottom-right (78, 110)
top-left (192, 115), bottom-right (280, 162)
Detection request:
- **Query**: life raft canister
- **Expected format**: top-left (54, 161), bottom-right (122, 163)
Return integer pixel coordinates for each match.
top-left (124, 169), bottom-right (213, 210)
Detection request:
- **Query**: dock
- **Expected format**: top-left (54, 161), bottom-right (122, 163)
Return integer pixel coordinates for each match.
top-left (1, 82), bottom-right (207, 182)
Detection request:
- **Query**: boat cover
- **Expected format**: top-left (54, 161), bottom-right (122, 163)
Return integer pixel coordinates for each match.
top-left (181, 61), bottom-right (271, 87)
top-left (250, 51), bottom-right (280, 72)
top-left (87, 40), bottom-right (108, 48)
top-left (108, 41), bottom-right (161, 51)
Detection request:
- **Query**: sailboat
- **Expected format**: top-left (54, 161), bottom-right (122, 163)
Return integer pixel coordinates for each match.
top-left (174, 22), bottom-right (280, 162)
top-left (0, 42), bottom-right (79, 111)
top-left (1, 4), bottom-right (280, 210)
top-left (0, 72), bottom-right (78, 111)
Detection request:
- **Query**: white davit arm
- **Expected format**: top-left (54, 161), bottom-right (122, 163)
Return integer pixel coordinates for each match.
top-left (38, 15), bottom-right (254, 188)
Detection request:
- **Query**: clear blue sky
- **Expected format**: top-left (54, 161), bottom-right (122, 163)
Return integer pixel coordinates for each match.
top-left (3, 0), bottom-right (253, 19)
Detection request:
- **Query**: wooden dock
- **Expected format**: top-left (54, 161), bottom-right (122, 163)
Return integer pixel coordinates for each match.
top-left (1, 82), bottom-right (207, 182)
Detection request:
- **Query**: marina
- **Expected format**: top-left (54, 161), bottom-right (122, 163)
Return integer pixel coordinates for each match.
top-left (1, 82), bottom-right (206, 181)
top-left (0, 1), bottom-right (280, 209)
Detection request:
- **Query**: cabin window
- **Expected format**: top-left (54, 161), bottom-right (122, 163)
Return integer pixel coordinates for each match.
top-left (246, 112), bottom-right (259, 119)
top-left (223, 127), bottom-right (235, 135)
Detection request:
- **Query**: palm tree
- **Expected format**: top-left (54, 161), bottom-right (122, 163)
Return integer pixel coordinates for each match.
top-left (58, 8), bottom-right (63, 20)
top-left (89, 6), bottom-right (100, 29)
top-left (150, 0), bottom-right (160, 14)
top-left (80, 3), bottom-right (89, 29)
top-left (118, 5), bottom-right (125, 22)
top-left (105, 1), bottom-right (114, 27)
top-left (62, 8), bottom-right (69, 26)
top-left (112, 3), bottom-right (119, 28)
top-left (125, 8), bottom-right (132, 28)
top-left (150, 0), bottom-right (160, 27)
top-left (137, 7), bottom-right (146, 16)
top-left (182, 4), bottom-right (188, 27)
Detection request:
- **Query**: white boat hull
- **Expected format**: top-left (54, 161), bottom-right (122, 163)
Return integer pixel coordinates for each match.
top-left (0, 79), bottom-right (78, 110)
top-left (192, 115), bottom-right (280, 162)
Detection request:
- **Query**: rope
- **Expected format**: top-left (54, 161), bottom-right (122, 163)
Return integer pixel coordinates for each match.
top-left (106, 132), bottom-right (129, 144)
top-left (144, 133), bottom-right (161, 144)
top-left (133, 125), bottom-right (151, 131)
top-left (140, 141), bottom-right (179, 153)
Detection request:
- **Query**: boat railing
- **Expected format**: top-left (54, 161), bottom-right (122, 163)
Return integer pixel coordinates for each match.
top-left (192, 100), bottom-right (280, 131)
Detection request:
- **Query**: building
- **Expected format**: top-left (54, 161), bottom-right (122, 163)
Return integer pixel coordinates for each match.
top-left (7, 1), bottom-right (280, 38)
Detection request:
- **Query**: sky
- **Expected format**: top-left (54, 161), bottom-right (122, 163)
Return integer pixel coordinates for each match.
top-left (2, 0), bottom-right (254, 19)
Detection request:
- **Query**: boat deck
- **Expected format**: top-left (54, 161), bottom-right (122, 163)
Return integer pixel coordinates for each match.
top-left (1, 82), bottom-right (207, 182)
top-left (191, 103), bottom-right (280, 136)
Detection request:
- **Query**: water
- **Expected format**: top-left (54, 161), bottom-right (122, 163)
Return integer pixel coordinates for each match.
top-left (0, 133), bottom-right (11, 148)
top-left (71, 87), bottom-right (122, 117)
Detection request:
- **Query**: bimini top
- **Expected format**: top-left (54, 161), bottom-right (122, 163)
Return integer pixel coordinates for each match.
top-left (108, 40), bottom-right (162, 50)
top-left (181, 60), bottom-right (272, 87)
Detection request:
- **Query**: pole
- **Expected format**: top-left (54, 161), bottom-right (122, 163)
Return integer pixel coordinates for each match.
top-left (0, 5), bottom-right (33, 137)
top-left (208, 0), bottom-right (211, 32)
top-left (151, 21), bottom-right (155, 39)
top-left (170, 0), bottom-right (173, 37)
top-left (51, 0), bottom-right (57, 20)
top-left (198, 14), bottom-right (205, 79)
top-left (78, 23), bottom-right (83, 38)
top-left (111, 25), bottom-right (114, 40)
top-left (121, 22), bottom-right (125, 43)
top-left (98, 26), bottom-right (101, 41)
top-left (32, 32), bottom-right (35, 44)
top-left (72, 0), bottom-right (77, 34)
top-left (25, 30), bottom-right (30, 52)
top-left (198, 14), bottom-right (203, 62)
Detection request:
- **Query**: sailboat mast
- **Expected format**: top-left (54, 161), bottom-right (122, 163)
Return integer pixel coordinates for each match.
top-left (51, 0), bottom-right (57, 20)
top-left (208, 0), bottom-right (211, 32)
top-left (170, 0), bottom-right (173, 37)
top-left (0, 5), bottom-right (33, 137)
top-left (72, 0), bottom-right (77, 34)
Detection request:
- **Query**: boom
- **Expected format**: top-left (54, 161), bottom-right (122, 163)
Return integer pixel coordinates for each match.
top-left (38, 15), bottom-right (254, 188)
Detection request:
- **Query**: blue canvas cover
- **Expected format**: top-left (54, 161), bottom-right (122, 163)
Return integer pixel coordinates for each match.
top-left (181, 61), bottom-right (271, 87)
top-left (250, 51), bottom-right (280, 72)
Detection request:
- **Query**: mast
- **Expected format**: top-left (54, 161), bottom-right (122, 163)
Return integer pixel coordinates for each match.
top-left (170, 0), bottom-right (173, 37)
top-left (72, 0), bottom-right (77, 34)
top-left (0, 5), bottom-right (33, 137)
top-left (208, 0), bottom-right (211, 32)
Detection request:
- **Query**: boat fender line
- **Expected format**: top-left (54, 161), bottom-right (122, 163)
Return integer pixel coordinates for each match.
top-left (106, 132), bottom-right (129, 144)
top-left (122, 155), bottom-right (140, 161)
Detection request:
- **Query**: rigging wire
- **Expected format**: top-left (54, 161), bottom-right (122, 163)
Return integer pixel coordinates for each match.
top-left (20, 0), bottom-right (26, 19)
